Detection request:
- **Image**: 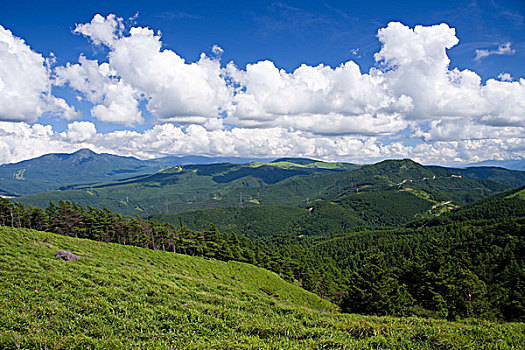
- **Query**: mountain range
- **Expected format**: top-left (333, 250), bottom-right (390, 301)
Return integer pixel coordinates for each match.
top-left (3, 150), bottom-right (523, 222)
top-left (0, 149), bottom-right (272, 196)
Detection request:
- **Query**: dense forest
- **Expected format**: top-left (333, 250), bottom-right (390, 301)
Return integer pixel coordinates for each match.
top-left (1, 187), bottom-right (524, 322)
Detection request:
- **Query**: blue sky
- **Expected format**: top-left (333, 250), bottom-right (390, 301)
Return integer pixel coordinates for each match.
top-left (0, 0), bottom-right (524, 164)
top-left (2, 1), bottom-right (523, 75)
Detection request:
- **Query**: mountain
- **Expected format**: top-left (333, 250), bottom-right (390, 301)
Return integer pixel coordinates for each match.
top-left (15, 158), bottom-right (523, 218)
top-left (15, 159), bottom-right (360, 216)
top-left (155, 154), bottom-right (274, 165)
top-left (0, 149), bottom-right (278, 196)
top-left (149, 159), bottom-right (525, 240)
top-left (465, 159), bottom-right (525, 171)
top-left (453, 166), bottom-right (525, 187)
top-left (0, 149), bottom-right (164, 196)
top-left (1, 226), bottom-right (523, 348)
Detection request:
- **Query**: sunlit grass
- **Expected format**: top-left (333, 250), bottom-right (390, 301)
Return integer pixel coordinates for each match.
top-left (1, 226), bottom-right (523, 349)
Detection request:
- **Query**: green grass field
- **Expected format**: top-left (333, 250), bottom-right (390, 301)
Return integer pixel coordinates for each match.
top-left (1, 226), bottom-right (524, 349)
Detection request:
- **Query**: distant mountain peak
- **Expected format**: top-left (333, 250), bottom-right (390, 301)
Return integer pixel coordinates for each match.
top-left (71, 148), bottom-right (97, 160)
top-left (371, 158), bottom-right (424, 169)
top-left (378, 158), bottom-right (420, 164)
top-left (271, 158), bottom-right (318, 165)
top-left (73, 148), bottom-right (97, 156)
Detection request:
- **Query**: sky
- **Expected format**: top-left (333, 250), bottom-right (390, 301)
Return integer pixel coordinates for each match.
top-left (0, 0), bottom-right (524, 165)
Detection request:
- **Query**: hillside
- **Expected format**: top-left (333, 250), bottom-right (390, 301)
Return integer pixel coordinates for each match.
top-left (300, 188), bottom-right (525, 320)
top-left (0, 149), bottom-right (164, 195)
top-left (0, 149), bottom-right (277, 196)
top-left (153, 189), bottom-right (436, 239)
top-left (15, 158), bottom-right (520, 218)
top-left (150, 160), bottom-right (521, 239)
top-left (1, 227), bottom-right (523, 349)
top-left (454, 166), bottom-right (525, 187)
top-left (154, 206), bottom-right (308, 240)
top-left (15, 159), bottom-right (359, 216)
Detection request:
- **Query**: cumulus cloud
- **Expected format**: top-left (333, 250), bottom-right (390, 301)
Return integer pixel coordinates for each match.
top-left (1, 121), bottom-right (523, 166)
top-left (58, 16), bottom-right (525, 143)
top-left (0, 122), bottom-right (71, 164)
top-left (73, 13), bottom-right (124, 46)
top-left (226, 60), bottom-right (411, 135)
top-left (498, 73), bottom-right (513, 81)
top-left (370, 23), bottom-right (525, 141)
top-left (211, 44), bottom-right (224, 57)
top-left (60, 121), bottom-right (97, 142)
top-left (224, 22), bottom-right (525, 139)
top-left (0, 25), bottom-right (78, 122)
top-left (55, 56), bottom-right (143, 126)
top-left (65, 14), bottom-right (232, 127)
top-left (414, 119), bottom-right (525, 142)
top-left (475, 42), bottom-right (515, 61)
top-left (1, 18), bottom-right (523, 165)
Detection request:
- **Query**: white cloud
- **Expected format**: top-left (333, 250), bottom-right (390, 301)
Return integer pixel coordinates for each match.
top-left (1, 121), bottom-right (523, 166)
top-left (109, 27), bottom-right (232, 121)
top-left (224, 22), bottom-right (525, 139)
top-left (59, 17), bottom-right (525, 144)
top-left (1, 18), bottom-right (523, 165)
top-left (60, 121), bottom-right (97, 142)
top-left (66, 14), bottom-right (233, 126)
top-left (0, 25), bottom-right (78, 122)
top-left (475, 42), bottom-right (515, 61)
top-left (498, 73), bottom-right (513, 82)
top-left (211, 44), bottom-right (224, 57)
top-left (0, 122), bottom-right (72, 164)
top-left (55, 56), bottom-right (143, 126)
top-left (227, 60), bottom-right (410, 135)
top-left (73, 13), bottom-right (124, 46)
top-left (372, 23), bottom-right (525, 134)
top-left (414, 119), bottom-right (525, 141)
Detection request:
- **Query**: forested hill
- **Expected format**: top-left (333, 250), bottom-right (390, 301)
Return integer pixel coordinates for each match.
top-left (0, 149), bottom-right (163, 195)
top-left (155, 186), bottom-right (525, 321)
top-left (2, 186), bottom-right (524, 322)
top-left (0, 149), bottom-right (276, 196)
top-left (14, 158), bottom-right (524, 218)
top-left (152, 160), bottom-right (522, 238)
top-left (14, 158), bottom-right (359, 215)
top-left (303, 186), bottom-right (525, 321)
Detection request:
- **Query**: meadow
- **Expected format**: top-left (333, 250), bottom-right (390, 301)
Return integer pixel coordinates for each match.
top-left (1, 226), bottom-right (524, 349)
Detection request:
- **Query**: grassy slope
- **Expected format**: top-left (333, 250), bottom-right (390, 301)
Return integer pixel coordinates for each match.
top-left (507, 188), bottom-right (525, 200)
top-left (1, 227), bottom-right (524, 349)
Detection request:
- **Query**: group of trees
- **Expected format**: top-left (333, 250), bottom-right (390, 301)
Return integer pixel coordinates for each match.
top-left (0, 198), bottom-right (343, 301)
top-left (1, 190), bottom-right (524, 322)
top-left (313, 195), bottom-right (525, 321)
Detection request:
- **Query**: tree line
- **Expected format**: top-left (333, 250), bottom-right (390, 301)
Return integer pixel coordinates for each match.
top-left (0, 198), bottom-right (342, 302)
top-left (1, 193), bottom-right (523, 322)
